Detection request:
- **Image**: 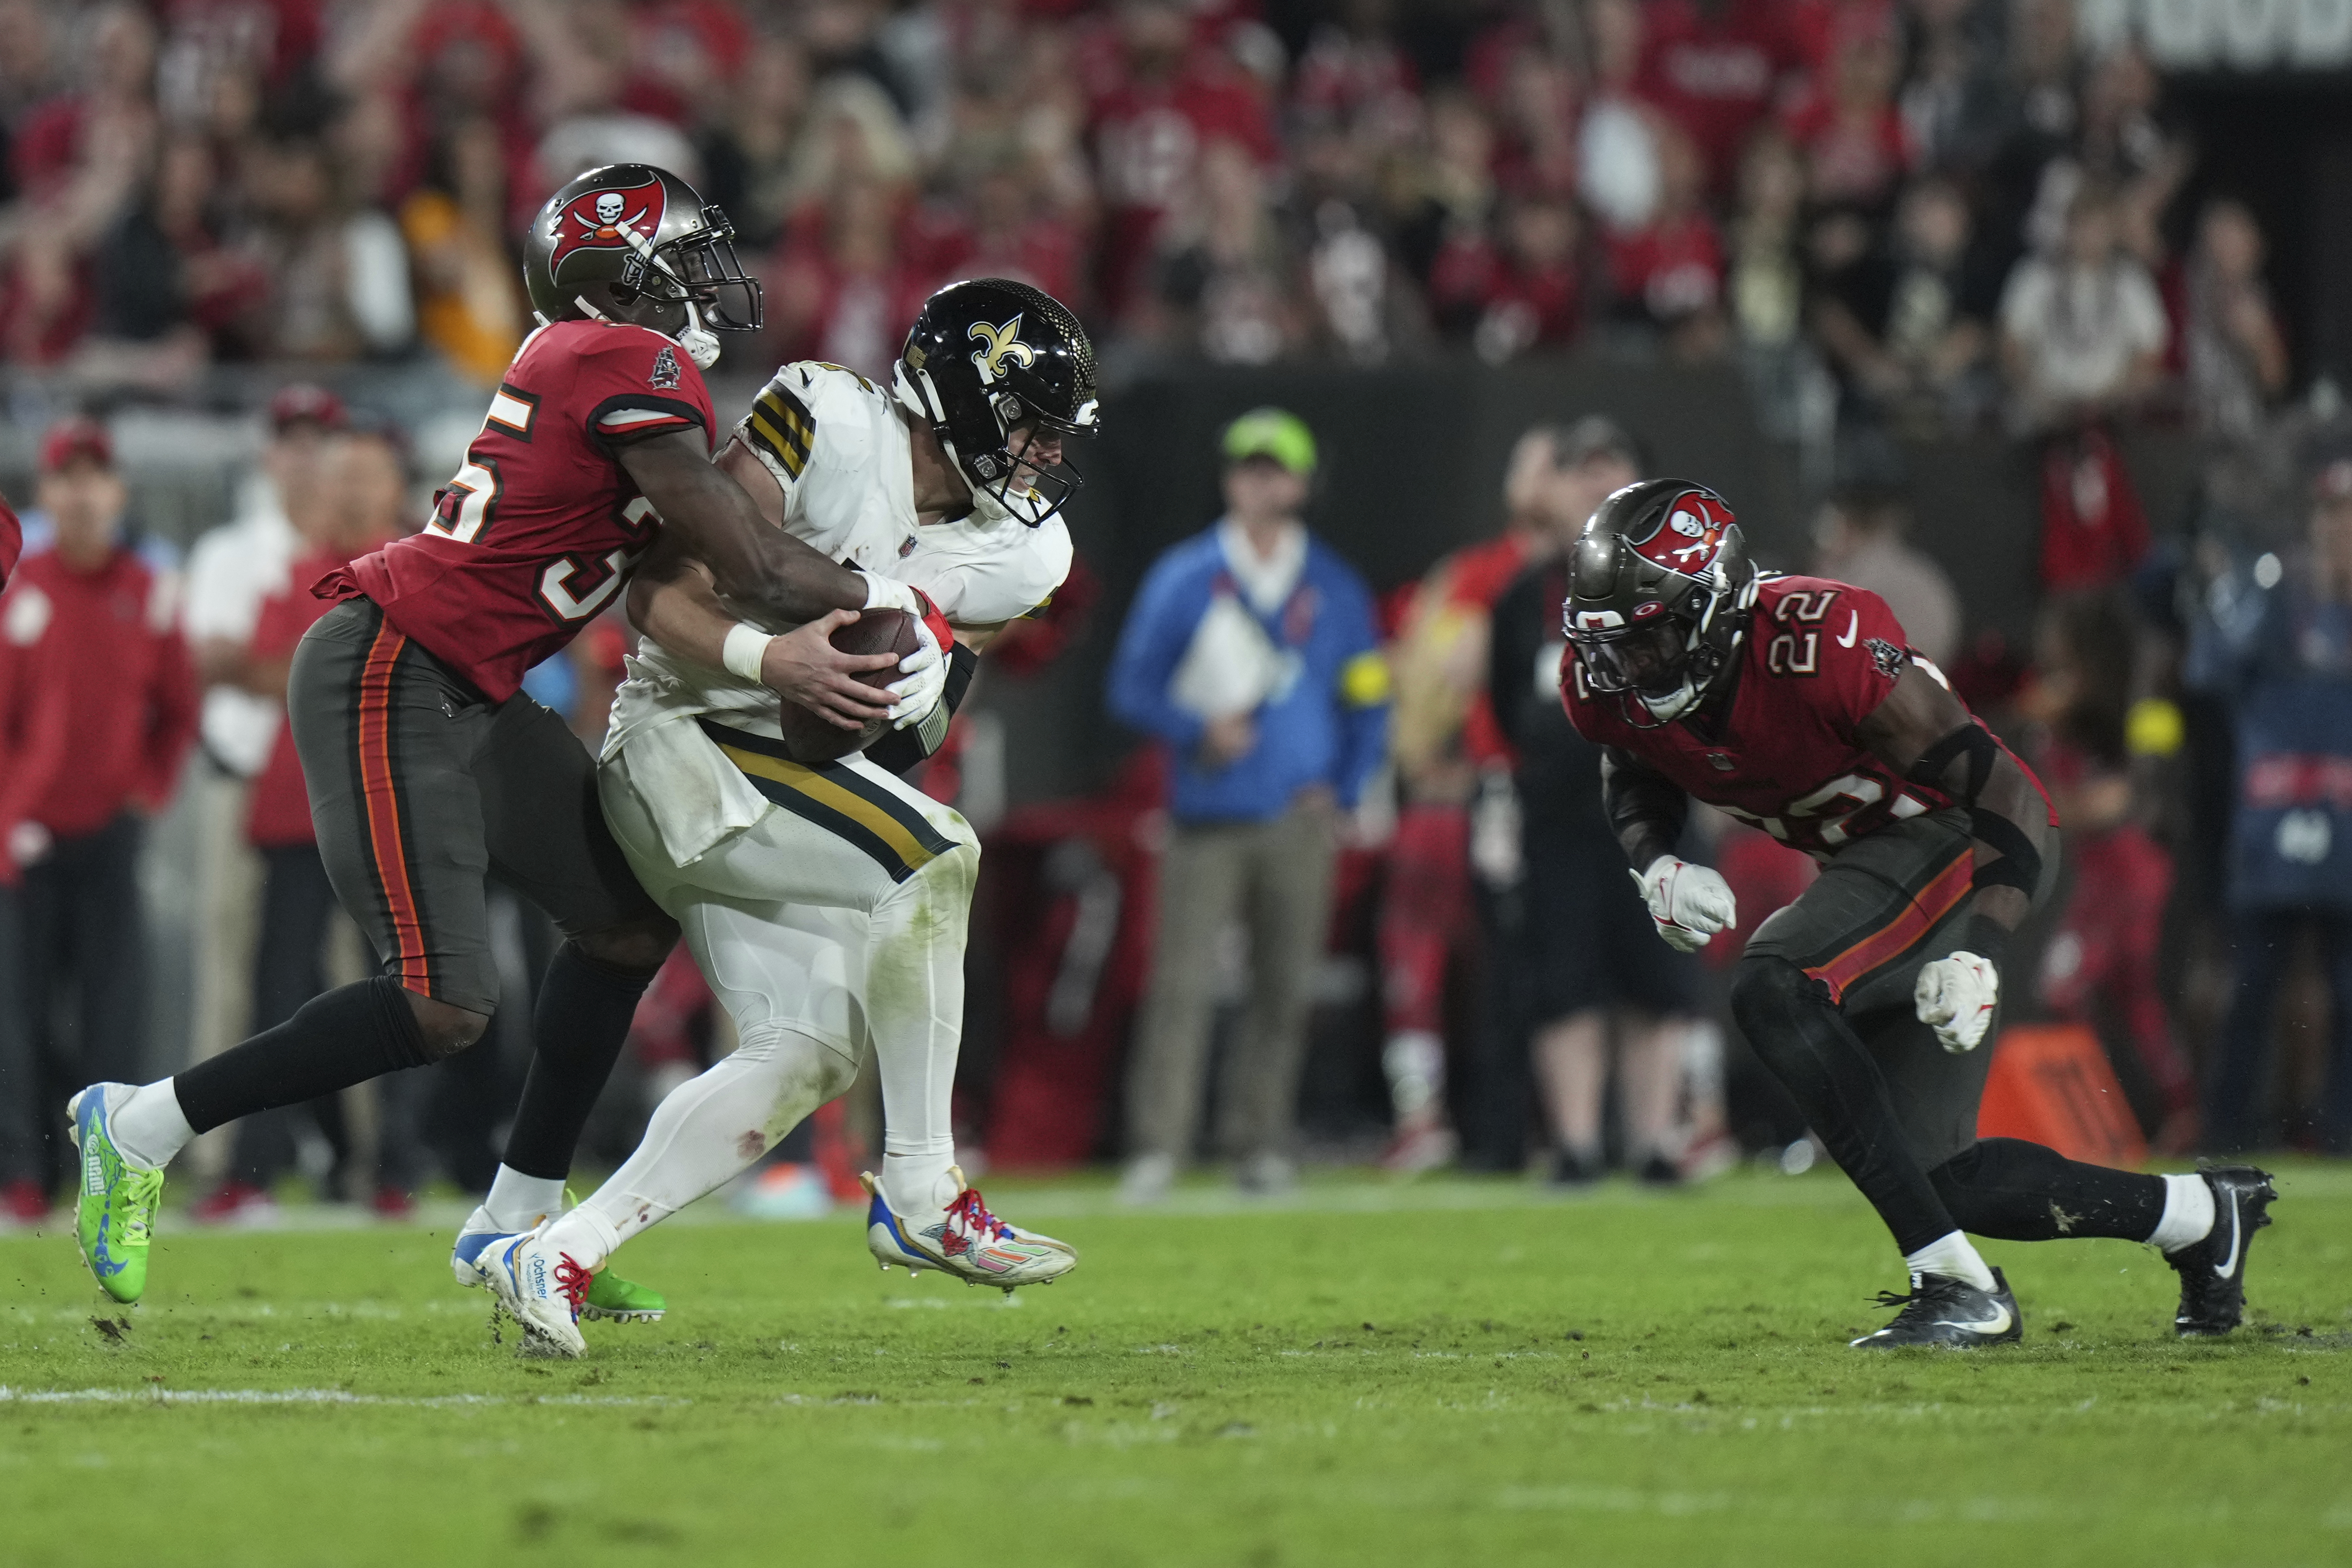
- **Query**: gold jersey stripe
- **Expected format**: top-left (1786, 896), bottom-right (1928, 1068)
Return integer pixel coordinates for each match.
top-left (745, 383), bottom-right (815, 479)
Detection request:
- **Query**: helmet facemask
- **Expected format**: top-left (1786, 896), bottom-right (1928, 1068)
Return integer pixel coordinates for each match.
top-left (604, 209), bottom-right (760, 369)
top-left (893, 360), bottom-right (1094, 527)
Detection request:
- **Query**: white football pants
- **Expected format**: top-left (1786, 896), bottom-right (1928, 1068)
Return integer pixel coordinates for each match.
top-left (551, 729), bottom-right (978, 1269)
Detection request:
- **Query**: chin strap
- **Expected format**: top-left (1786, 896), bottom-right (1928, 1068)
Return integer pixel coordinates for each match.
top-left (610, 218), bottom-right (722, 369)
top-left (676, 298), bottom-right (721, 370)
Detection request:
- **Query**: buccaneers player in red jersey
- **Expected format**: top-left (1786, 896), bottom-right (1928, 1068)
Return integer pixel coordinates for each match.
top-left (69, 165), bottom-right (943, 1313)
top-left (1561, 480), bottom-right (2277, 1348)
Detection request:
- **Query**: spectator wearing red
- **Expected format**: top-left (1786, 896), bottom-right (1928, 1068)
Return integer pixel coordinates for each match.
top-left (1430, 191), bottom-right (1586, 363)
top-left (1603, 121), bottom-right (1728, 358)
top-left (195, 425), bottom-right (422, 1221)
top-left (1780, 7), bottom-right (1911, 209)
top-left (1636, 0), bottom-right (1815, 196)
top-left (1090, 0), bottom-right (1277, 319)
top-left (0, 420), bottom-right (199, 1219)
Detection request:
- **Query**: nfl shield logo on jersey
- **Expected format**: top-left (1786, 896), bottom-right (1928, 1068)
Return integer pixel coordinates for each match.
top-left (549, 176), bottom-right (668, 283)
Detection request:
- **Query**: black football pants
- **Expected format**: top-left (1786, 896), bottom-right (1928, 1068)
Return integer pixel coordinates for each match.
top-left (1729, 810), bottom-right (2161, 1255)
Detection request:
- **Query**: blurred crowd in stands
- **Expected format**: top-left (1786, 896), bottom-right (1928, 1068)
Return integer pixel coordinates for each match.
top-left (0, 0), bottom-right (2291, 436)
top-left (2, 0), bottom-right (2350, 1219)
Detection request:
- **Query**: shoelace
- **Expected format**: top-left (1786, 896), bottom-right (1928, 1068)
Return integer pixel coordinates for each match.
top-left (553, 1253), bottom-right (594, 1321)
top-left (946, 1186), bottom-right (1014, 1244)
top-left (1868, 1275), bottom-right (1971, 1318)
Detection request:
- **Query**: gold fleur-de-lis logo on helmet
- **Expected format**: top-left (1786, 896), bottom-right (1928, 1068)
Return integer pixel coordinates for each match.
top-left (968, 315), bottom-right (1037, 384)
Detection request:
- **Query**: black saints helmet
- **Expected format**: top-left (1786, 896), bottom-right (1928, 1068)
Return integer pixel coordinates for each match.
top-left (523, 164), bottom-right (761, 370)
top-left (892, 278), bottom-right (1100, 527)
top-left (1563, 479), bottom-right (1760, 727)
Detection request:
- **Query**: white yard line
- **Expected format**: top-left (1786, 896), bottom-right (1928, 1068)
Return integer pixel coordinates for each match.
top-left (0, 1386), bottom-right (692, 1408)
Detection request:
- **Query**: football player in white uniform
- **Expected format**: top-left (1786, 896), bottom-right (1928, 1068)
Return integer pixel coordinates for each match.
top-left (480, 280), bottom-right (1096, 1355)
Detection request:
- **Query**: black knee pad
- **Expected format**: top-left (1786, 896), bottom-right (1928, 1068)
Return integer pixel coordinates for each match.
top-left (380, 977), bottom-right (486, 1066)
top-left (1728, 955), bottom-right (1831, 1044)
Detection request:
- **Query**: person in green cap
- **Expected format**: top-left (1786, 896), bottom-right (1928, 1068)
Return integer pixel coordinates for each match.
top-left (1106, 407), bottom-right (1390, 1202)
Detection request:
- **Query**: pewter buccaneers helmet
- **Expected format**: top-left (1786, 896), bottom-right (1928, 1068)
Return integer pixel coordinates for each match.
top-left (1563, 478), bottom-right (1759, 727)
top-left (523, 164), bottom-right (761, 368)
top-left (893, 278), bottom-right (1100, 527)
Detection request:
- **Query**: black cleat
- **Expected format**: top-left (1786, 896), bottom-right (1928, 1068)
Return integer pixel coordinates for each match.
top-left (1850, 1268), bottom-right (2023, 1350)
top-left (2165, 1165), bottom-right (2276, 1337)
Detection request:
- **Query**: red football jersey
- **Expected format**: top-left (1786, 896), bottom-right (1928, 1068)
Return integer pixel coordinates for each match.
top-left (0, 494), bottom-right (19, 589)
top-left (331, 319), bottom-right (712, 702)
top-left (1563, 574), bottom-right (1967, 857)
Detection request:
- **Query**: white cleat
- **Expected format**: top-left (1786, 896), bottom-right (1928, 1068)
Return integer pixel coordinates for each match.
top-left (475, 1225), bottom-right (590, 1359)
top-left (861, 1168), bottom-right (1075, 1291)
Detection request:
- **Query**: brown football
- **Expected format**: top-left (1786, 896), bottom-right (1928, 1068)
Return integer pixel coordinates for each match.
top-left (774, 608), bottom-right (917, 764)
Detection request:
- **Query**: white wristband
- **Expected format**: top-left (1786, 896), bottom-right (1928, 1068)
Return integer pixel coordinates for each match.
top-left (721, 622), bottom-right (774, 683)
top-left (858, 570), bottom-right (917, 614)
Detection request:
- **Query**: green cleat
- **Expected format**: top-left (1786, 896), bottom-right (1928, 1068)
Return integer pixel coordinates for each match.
top-left (579, 1271), bottom-right (666, 1323)
top-left (551, 1188), bottom-right (666, 1322)
top-left (68, 1085), bottom-right (165, 1305)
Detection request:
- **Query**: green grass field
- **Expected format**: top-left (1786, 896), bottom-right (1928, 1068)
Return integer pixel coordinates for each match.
top-left (3, 1163), bottom-right (2348, 1568)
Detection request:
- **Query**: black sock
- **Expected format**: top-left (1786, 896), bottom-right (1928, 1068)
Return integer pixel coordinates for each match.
top-left (174, 977), bottom-right (429, 1135)
top-left (1728, 956), bottom-right (1960, 1255)
top-left (1928, 1137), bottom-right (2165, 1242)
top-left (499, 943), bottom-right (654, 1180)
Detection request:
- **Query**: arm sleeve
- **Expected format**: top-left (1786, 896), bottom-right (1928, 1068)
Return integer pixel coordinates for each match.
top-left (1328, 573), bottom-right (1391, 810)
top-left (1105, 554), bottom-right (1210, 752)
top-left (1601, 745), bottom-right (1689, 870)
top-left (579, 324), bottom-right (714, 449)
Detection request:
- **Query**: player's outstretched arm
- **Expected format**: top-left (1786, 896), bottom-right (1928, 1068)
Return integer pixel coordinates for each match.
top-left (1856, 665), bottom-right (2052, 934)
top-left (625, 534), bottom-right (895, 729)
top-left (617, 429), bottom-right (875, 624)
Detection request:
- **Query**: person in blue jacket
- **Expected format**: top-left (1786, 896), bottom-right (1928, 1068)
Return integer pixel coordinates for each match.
top-left (2187, 458), bottom-right (2352, 1153)
top-left (1108, 408), bottom-right (1389, 1201)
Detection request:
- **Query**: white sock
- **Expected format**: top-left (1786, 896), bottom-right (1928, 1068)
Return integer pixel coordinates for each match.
top-left (484, 1167), bottom-right (566, 1234)
top-left (2147, 1172), bottom-right (2217, 1253)
top-left (107, 1081), bottom-right (195, 1171)
top-left (879, 1148), bottom-right (958, 1220)
top-left (868, 847), bottom-right (976, 1222)
top-left (1904, 1230), bottom-right (1998, 1292)
top-left (542, 1026), bottom-right (858, 1273)
top-left (1383, 1030), bottom-right (1445, 1118)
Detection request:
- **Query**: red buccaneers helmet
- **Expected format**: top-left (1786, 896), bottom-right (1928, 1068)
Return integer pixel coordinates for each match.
top-left (1563, 478), bottom-right (1759, 725)
top-left (523, 164), bottom-right (760, 368)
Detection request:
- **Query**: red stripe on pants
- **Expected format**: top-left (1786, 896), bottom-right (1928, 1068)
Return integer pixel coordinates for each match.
top-left (1803, 851), bottom-right (1975, 1005)
top-left (357, 620), bottom-right (432, 996)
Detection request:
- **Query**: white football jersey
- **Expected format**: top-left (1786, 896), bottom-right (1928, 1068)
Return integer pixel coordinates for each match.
top-left (605, 359), bottom-right (1071, 756)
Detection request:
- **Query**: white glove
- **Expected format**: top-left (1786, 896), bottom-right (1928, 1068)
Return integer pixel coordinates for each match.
top-left (1915, 952), bottom-right (1999, 1053)
top-left (1631, 856), bottom-right (1737, 953)
top-left (884, 613), bottom-right (947, 728)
